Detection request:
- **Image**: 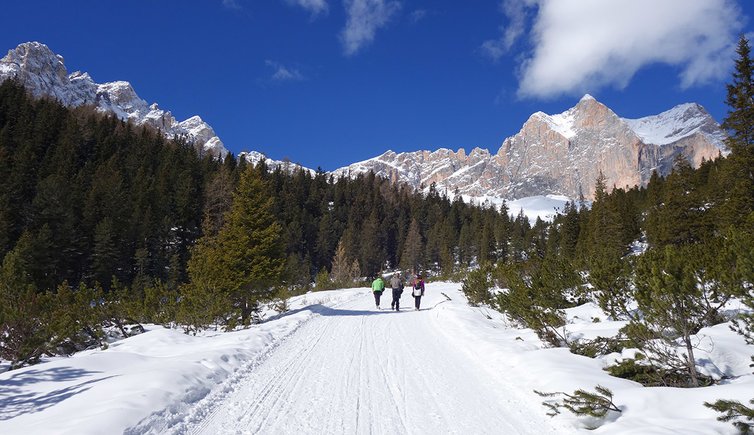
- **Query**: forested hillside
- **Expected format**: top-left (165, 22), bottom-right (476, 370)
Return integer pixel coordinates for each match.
top-left (0, 77), bottom-right (532, 367)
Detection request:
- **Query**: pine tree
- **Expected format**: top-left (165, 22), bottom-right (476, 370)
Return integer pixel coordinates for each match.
top-left (91, 217), bottom-right (118, 287)
top-left (723, 35), bottom-right (754, 153)
top-left (201, 165), bottom-right (235, 238)
top-left (185, 166), bottom-right (285, 328)
top-left (0, 247), bottom-right (52, 368)
top-left (633, 244), bottom-right (730, 387)
top-left (558, 201), bottom-right (580, 260)
top-left (330, 237), bottom-right (359, 287)
top-left (359, 209), bottom-right (384, 278)
top-left (649, 156), bottom-right (710, 247)
top-left (718, 35), bottom-right (754, 231)
top-left (400, 218), bottom-right (423, 271)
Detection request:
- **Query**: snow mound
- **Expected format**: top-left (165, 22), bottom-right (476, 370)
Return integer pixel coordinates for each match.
top-left (623, 103), bottom-right (726, 148)
top-left (508, 194), bottom-right (576, 223)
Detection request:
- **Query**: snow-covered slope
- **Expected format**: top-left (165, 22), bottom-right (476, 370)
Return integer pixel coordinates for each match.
top-left (508, 195), bottom-right (575, 223)
top-left (623, 102), bottom-right (726, 147)
top-left (0, 42), bottom-right (227, 157)
top-left (239, 150), bottom-right (315, 175)
top-left (1, 284), bottom-right (750, 434)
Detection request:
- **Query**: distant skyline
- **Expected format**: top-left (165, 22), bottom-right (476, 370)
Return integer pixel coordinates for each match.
top-left (1, 0), bottom-right (752, 170)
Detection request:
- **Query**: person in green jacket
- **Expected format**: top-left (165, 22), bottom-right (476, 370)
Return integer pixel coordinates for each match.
top-left (371, 276), bottom-right (385, 309)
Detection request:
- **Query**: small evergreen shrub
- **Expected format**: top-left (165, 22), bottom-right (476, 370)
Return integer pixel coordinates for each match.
top-left (605, 358), bottom-right (714, 388)
top-left (569, 336), bottom-right (626, 358)
top-left (705, 398), bottom-right (754, 434)
top-left (535, 385), bottom-right (621, 421)
top-left (461, 266), bottom-right (493, 306)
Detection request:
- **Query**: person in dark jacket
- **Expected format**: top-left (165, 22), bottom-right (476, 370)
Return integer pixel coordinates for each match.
top-left (389, 272), bottom-right (404, 311)
top-left (412, 274), bottom-right (425, 310)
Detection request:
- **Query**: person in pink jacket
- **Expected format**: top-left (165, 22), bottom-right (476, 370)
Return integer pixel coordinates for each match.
top-left (411, 274), bottom-right (425, 311)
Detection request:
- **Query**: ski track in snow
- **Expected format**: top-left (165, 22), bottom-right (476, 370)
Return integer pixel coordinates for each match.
top-left (128, 290), bottom-right (560, 435)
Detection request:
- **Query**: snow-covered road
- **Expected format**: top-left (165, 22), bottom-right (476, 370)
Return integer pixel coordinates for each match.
top-left (5, 282), bottom-right (749, 434)
top-left (182, 286), bottom-right (559, 434)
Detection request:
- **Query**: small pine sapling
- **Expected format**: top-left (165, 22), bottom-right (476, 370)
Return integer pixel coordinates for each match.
top-left (535, 385), bottom-right (621, 419)
top-left (704, 397), bottom-right (754, 434)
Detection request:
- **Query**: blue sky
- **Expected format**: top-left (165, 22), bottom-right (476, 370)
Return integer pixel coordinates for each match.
top-left (1, 0), bottom-right (752, 170)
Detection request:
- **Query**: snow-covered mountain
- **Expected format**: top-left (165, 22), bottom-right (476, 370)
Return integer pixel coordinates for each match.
top-left (0, 42), bottom-right (227, 157)
top-left (335, 95), bottom-right (727, 200)
top-left (239, 151), bottom-right (314, 175)
top-left (1, 42), bottom-right (728, 203)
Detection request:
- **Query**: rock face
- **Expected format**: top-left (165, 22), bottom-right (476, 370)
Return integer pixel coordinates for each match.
top-left (335, 95), bottom-right (727, 200)
top-left (0, 42), bottom-right (227, 157)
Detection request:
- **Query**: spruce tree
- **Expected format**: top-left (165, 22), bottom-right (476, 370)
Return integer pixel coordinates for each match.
top-left (719, 35), bottom-right (754, 230)
top-left (723, 35), bottom-right (754, 153)
top-left (359, 209), bottom-right (384, 278)
top-left (400, 218), bottom-right (423, 271)
top-left (185, 165), bottom-right (284, 328)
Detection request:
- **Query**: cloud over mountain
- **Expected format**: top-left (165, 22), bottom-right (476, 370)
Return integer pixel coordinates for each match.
top-left (486, 0), bottom-right (744, 99)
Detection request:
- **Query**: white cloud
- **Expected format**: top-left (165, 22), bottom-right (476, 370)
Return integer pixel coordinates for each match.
top-left (285, 0), bottom-right (329, 16)
top-left (480, 0), bottom-right (532, 62)
top-left (341, 0), bottom-right (401, 56)
top-left (265, 60), bottom-right (306, 82)
top-left (496, 0), bottom-right (744, 99)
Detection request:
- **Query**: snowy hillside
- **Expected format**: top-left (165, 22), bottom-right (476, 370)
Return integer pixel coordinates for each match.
top-left (508, 195), bottom-right (577, 223)
top-left (623, 103), bottom-right (727, 147)
top-left (1, 283), bottom-right (750, 434)
top-left (239, 150), bottom-right (316, 175)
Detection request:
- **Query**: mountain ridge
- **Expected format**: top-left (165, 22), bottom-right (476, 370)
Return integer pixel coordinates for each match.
top-left (1, 41), bottom-right (727, 202)
top-left (336, 95), bottom-right (726, 200)
top-left (0, 42), bottom-right (227, 157)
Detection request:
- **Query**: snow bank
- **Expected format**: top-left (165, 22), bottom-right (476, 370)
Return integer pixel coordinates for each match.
top-left (1, 284), bottom-right (751, 434)
top-left (508, 194), bottom-right (574, 223)
top-left (0, 290), bottom-right (363, 435)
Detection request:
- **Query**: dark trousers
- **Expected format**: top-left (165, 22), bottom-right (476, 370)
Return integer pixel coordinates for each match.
top-left (391, 289), bottom-right (402, 310)
top-left (414, 295), bottom-right (422, 310)
top-left (373, 291), bottom-right (383, 306)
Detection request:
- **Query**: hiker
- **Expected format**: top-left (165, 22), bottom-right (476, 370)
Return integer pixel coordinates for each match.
top-left (371, 275), bottom-right (385, 309)
top-left (412, 274), bottom-right (425, 311)
top-left (389, 272), bottom-right (404, 311)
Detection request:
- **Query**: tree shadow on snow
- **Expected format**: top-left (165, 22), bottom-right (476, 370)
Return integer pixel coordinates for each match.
top-left (306, 304), bottom-right (436, 317)
top-left (0, 367), bottom-right (115, 420)
top-left (268, 301), bottom-right (441, 323)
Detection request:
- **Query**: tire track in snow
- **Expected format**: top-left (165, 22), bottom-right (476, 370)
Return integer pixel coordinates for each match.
top-left (157, 289), bottom-right (563, 434)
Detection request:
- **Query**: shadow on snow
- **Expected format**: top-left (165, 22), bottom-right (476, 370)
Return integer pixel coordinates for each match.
top-left (0, 367), bottom-right (116, 420)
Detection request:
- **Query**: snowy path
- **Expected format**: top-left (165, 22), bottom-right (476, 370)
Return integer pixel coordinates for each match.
top-left (3, 283), bottom-right (751, 434)
top-left (181, 287), bottom-right (560, 435)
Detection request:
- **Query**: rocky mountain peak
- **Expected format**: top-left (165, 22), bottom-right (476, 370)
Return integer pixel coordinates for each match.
top-left (0, 42), bottom-right (227, 157)
top-left (2, 42), bottom-right (65, 80)
top-left (338, 95), bottom-right (727, 202)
